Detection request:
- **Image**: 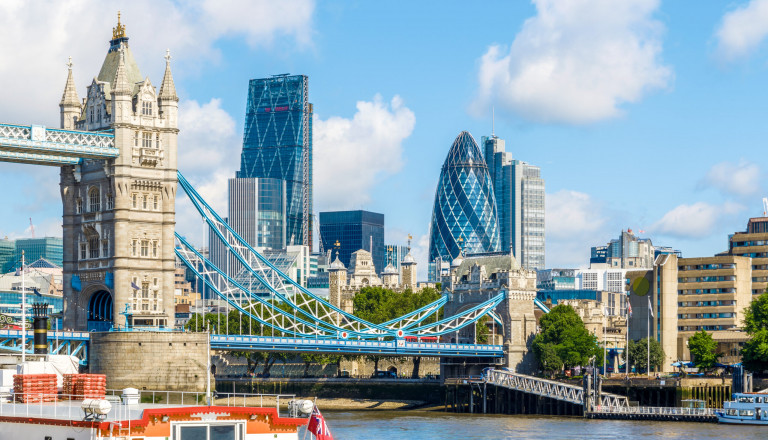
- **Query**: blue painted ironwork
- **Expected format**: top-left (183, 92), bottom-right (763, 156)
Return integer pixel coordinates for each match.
top-left (0, 123), bottom-right (117, 166)
top-left (210, 334), bottom-right (503, 357)
top-left (177, 170), bottom-right (505, 343)
top-left (0, 329), bottom-right (89, 365)
top-left (534, 298), bottom-right (550, 314)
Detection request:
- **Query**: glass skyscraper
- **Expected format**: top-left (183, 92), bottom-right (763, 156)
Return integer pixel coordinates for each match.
top-left (319, 210), bottom-right (385, 275)
top-left (13, 237), bottom-right (63, 269)
top-left (482, 134), bottom-right (545, 270)
top-left (428, 131), bottom-right (500, 266)
top-left (238, 74), bottom-right (312, 249)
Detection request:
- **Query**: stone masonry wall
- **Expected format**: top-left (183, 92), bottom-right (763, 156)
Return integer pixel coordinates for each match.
top-left (89, 331), bottom-right (209, 391)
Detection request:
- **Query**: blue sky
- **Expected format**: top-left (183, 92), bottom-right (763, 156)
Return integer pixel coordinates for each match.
top-left (0, 0), bottom-right (767, 277)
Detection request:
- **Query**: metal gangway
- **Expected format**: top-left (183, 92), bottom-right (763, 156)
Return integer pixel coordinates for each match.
top-left (483, 368), bottom-right (629, 408)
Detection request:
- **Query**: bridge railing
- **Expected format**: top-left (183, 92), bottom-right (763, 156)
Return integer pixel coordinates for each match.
top-left (483, 369), bottom-right (629, 408)
top-left (590, 405), bottom-right (716, 417)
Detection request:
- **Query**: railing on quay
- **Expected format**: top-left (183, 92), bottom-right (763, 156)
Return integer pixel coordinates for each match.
top-left (590, 405), bottom-right (717, 417)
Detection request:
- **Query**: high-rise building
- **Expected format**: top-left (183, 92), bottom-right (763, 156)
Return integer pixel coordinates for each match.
top-left (319, 210), bottom-right (385, 276)
top-left (481, 135), bottom-right (545, 270)
top-left (428, 131), bottom-right (500, 276)
top-left (14, 237), bottom-right (63, 269)
top-left (0, 239), bottom-right (14, 273)
top-left (590, 229), bottom-right (655, 269)
top-left (238, 74), bottom-right (313, 250)
top-left (208, 177), bottom-right (288, 277)
top-left (729, 216), bottom-right (768, 296)
top-left (385, 244), bottom-right (409, 275)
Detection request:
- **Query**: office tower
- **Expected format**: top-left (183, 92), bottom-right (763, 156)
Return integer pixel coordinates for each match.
top-left (238, 74), bottom-right (313, 250)
top-left (589, 229), bottom-right (655, 269)
top-left (208, 177), bottom-right (288, 277)
top-left (14, 237), bottom-right (64, 268)
top-left (428, 131), bottom-right (500, 269)
top-left (319, 210), bottom-right (385, 275)
top-left (482, 135), bottom-right (545, 271)
top-left (385, 244), bottom-right (410, 274)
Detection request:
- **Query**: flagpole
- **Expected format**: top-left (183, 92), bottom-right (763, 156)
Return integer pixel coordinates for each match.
top-left (647, 297), bottom-right (651, 378)
top-left (21, 251), bottom-right (25, 364)
top-left (603, 308), bottom-right (607, 376)
top-left (626, 297), bottom-right (630, 377)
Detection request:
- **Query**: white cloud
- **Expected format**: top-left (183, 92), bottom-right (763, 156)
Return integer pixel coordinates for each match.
top-left (651, 202), bottom-right (744, 239)
top-left (314, 95), bottom-right (416, 211)
top-left (0, 0), bottom-right (314, 126)
top-left (472, 0), bottom-right (671, 124)
top-left (174, 99), bottom-right (240, 247)
top-left (715, 0), bottom-right (768, 61)
top-left (699, 160), bottom-right (762, 197)
top-left (545, 190), bottom-right (607, 267)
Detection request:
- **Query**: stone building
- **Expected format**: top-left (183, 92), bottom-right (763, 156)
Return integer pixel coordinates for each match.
top-left (328, 249), bottom-right (424, 313)
top-left (442, 252), bottom-right (537, 373)
top-left (558, 299), bottom-right (627, 369)
top-left (60, 17), bottom-right (178, 330)
top-left (626, 253), bottom-right (753, 372)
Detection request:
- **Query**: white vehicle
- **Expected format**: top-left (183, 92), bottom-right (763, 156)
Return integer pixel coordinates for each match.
top-left (716, 393), bottom-right (768, 425)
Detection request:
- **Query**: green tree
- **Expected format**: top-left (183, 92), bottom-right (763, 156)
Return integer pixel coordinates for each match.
top-left (625, 338), bottom-right (665, 373)
top-left (741, 291), bottom-right (768, 372)
top-left (532, 304), bottom-right (599, 371)
top-left (475, 316), bottom-right (490, 344)
top-left (532, 342), bottom-right (562, 376)
top-left (687, 330), bottom-right (721, 371)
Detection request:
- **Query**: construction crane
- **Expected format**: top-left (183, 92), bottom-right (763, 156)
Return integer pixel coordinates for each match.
top-left (763, 197), bottom-right (768, 217)
top-left (28, 218), bottom-right (35, 238)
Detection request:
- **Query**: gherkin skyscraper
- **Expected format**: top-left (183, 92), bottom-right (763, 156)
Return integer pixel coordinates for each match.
top-left (428, 131), bottom-right (500, 265)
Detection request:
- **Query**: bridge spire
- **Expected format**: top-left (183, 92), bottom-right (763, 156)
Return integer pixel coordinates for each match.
top-left (59, 56), bottom-right (81, 130)
top-left (159, 49), bottom-right (178, 102)
top-left (112, 48), bottom-right (131, 95)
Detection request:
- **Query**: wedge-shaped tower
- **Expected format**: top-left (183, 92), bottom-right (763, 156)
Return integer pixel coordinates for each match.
top-left (428, 131), bottom-right (500, 266)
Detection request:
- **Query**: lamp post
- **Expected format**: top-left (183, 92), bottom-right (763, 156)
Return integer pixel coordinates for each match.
top-left (21, 251), bottom-right (26, 364)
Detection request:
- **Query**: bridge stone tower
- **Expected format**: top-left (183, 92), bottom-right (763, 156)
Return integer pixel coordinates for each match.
top-left (60, 17), bottom-right (178, 331)
top-left (442, 253), bottom-right (537, 374)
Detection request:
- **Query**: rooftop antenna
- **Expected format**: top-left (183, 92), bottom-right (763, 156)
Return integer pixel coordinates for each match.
top-left (763, 197), bottom-right (768, 217)
top-left (492, 106), bottom-right (495, 137)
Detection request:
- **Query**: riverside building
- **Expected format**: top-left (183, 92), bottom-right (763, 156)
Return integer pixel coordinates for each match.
top-left (728, 216), bottom-right (768, 296)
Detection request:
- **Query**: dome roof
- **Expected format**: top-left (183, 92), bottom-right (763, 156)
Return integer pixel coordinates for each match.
top-left (451, 255), bottom-right (464, 268)
top-left (383, 263), bottom-right (398, 275)
top-left (402, 251), bottom-right (416, 264)
top-left (329, 257), bottom-right (345, 270)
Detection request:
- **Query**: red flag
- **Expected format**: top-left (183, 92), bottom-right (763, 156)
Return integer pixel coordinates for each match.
top-left (307, 405), bottom-right (333, 440)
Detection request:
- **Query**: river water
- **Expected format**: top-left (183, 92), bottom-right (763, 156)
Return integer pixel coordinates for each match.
top-left (319, 411), bottom-right (766, 439)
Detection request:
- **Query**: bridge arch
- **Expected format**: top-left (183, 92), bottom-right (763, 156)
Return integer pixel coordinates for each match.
top-left (87, 289), bottom-right (113, 331)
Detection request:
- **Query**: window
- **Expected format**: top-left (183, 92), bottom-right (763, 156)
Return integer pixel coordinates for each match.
top-left (89, 236), bottom-right (99, 259)
top-left (143, 195), bottom-right (147, 209)
top-left (134, 131), bottom-right (139, 147)
top-left (142, 283), bottom-right (149, 299)
top-left (152, 241), bottom-right (158, 258)
top-left (76, 199), bottom-right (82, 214)
top-left (80, 243), bottom-right (86, 260)
top-left (102, 240), bottom-right (109, 257)
top-left (89, 187), bottom-right (100, 212)
top-left (132, 193), bottom-right (137, 208)
top-left (153, 195), bottom-right (158, 210)
top-left (141, 240), bottom-right (149, 257)
top-left (131, 240), bottom-right (137, 256)
top-left (142, 132), bottom-right (152, 148)
top-left (154, 277), bottom-right (158, 286)
top-left (106, 193), bottom-right (114, 210)
top-left (142, 101), bottom-right (152, 116)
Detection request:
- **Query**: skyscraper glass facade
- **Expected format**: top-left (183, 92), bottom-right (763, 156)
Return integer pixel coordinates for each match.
top-left (428, 131), bottom-right (500, 265)
top-left (482, 135), bottom-right (545, 271)
top-left (13, 237), bottom-right (63, 269)
top-left (319, 210), bottom-right (385, 275)
top-left (238, 74), bottom-right (312, 249)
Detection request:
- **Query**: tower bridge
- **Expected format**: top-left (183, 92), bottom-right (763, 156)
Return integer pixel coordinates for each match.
top-left (0, 18), bottom-right (541, 377)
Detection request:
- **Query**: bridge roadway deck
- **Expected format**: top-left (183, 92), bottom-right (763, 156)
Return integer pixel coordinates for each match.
top-left (210, 334), bottom-right (504, 357)
top-left (0, 330), bottom-right (504, 359)
top-left (0, 123), bottom-right (117, 165)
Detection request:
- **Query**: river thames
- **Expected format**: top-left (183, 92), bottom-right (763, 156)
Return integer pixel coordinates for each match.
top-left (322, 411), bottom-right (766, 439)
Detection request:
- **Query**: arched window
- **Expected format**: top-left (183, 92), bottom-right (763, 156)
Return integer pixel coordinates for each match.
top-left (89, 187), bottom-right (100, 212)
top-left (89, 235), bottom-right (99, 259)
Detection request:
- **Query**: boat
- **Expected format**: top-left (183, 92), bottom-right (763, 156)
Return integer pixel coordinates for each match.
top-left (0, 378), bottom-right (315, 439)
top-left (716, 392), bottom-right (768, 425)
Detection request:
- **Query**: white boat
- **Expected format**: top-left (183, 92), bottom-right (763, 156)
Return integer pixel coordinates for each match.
top-left (0, 386), bottom-right (313, 439)
top-left (716, 392), bottom-right (768, 425)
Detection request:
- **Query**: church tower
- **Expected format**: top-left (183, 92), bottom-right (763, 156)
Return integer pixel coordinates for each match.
top-left (60, 15), bottom-right (179, 330)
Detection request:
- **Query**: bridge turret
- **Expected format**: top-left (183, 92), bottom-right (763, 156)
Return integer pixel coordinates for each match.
top-left (158, 49), bottom-right (178, 129)
top-left (59, 57), bottom-right (81, 130)
top-left (111, 48), bottom-right (132, 124)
